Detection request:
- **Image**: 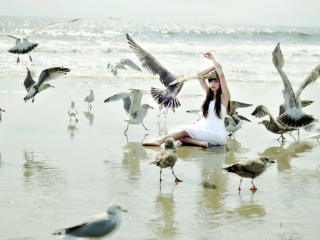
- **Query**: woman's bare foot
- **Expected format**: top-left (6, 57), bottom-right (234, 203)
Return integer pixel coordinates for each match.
top-left (142, 139), bottom-right (162, 146)
top-left (201, 141), bottom-right (209, 148)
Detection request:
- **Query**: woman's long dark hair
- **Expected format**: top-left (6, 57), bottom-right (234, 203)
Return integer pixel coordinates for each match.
top-left (202, 73), bottom-right (230, 118)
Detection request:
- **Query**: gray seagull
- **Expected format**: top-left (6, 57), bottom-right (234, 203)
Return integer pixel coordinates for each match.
top-left (126, 33), bottom-right (184, 110)
top-left (272, 43), bottom-right (320, 127)
top-left (223, 157), bottom-right (275, 191)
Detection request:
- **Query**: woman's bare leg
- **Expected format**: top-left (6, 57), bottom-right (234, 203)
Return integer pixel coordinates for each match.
top-left (179, 137), bottom-right (209, 148)
top-left (142, 129), bottom-right (190, 146)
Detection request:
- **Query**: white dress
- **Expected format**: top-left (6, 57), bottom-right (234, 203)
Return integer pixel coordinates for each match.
top-left (182, 100), bottom-right (226, 146)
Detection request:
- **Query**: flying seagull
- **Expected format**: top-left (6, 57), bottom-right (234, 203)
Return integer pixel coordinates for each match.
top-left (223, 157), bottom-right (275, 191)
top-left (251, 105), bottom-right (298, 142)
top-left (68, 101), bottom-right (78, 122)
top-left (149, 137), bottom-right (182, 183)
top-left (119, 58), bottom-right (142, 71)
top-left (104, 89), bottom-right (153, 133)
top-left (107, 63), bottom-right (118, 77)
top-left (0, 19), bottom-right (80, 63)
top-left (84, 90), bottom-right (95, 109)
top-left (126, 33), bottom-right (184, 110)
top-left (272, 43), bottom-right (320, 127)
top-left (53, 203), bottom-right (127, 239)
top-left (23, 67), bottom-right (70, 102)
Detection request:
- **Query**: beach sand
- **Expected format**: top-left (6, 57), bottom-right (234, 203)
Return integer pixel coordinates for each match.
top-left (0, 78), bottom-right (320, 239)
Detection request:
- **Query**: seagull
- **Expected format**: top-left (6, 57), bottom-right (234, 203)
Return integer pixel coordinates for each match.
top-left (149, 138), bottom-right (182, 182)
top-left (53, 203), bottom-right (127, 239)
top-left (23, 67), bottom-right (70, 102)
top-left (68, 101), bottom-right (78, 122)
top-left (85, 90), bottom-right (95, 109)
top-left (119, 58), bottom-right (142, 71)
top-left (223, 157), bottom-right (275, 191)
top-left (229, 101), bottom-right (253, 116)
top-left (126, 34), bottom-right (184, 110)
top-left (186, 109), bottom-right (202, 123)
top-left (272, 43), bottom-right (320, 127)
top-left (104, 89), bottom-right (153, 133)
top-left (251, 105), bottom-right (298, 142)
top-left (107, 63), bottom-right (118, 77)
top-left (0, 19), bottom-right (79, 63)
top-left (0, 108), bottom-right (5, 123)
top-left (225, 114), bottom-right (250, 136)
top-left (302, 121), bottom-right (320, 144)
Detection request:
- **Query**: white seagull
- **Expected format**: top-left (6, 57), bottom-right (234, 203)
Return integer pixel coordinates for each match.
top-left (272, 43), bottom-right (320, 127)
top-left (0, 19), bottom-right (79, 63)
top-left (107, 63), bottom-right (118, 77)
top-left (126, 34), bottom-right (184, 110)
top-left (119, 58), bottom-right (142, 71)
top-left (104, 89), bottom-right (154, 133)
top-left (68, 101), bottom-right (78, 122)
top-left (53, 203), bottom-right (127, 239)
top-left (85, 90), bottom-right (95, 109)
top-left (24, 67), bottom-right (70, 102)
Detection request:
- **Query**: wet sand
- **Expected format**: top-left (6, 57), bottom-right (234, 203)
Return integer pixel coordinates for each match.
top-left (0, 78), bottom-right (320, 239)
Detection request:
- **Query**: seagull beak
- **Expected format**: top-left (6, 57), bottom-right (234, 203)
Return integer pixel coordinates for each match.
top-left (122, 209), bottom-right (128, 212)
top-left (270, 161), bottom-right (275, 163)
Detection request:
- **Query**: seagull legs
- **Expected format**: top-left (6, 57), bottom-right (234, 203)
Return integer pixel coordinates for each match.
top-left (276, 134), bottom-right (286, 142)
top-left (250, 179), bottom-right (258, 191)
top-left (172, 168), bottom-right (182, 182)
top-left (160, 168), bottom-right (163, 182)
top-left (29, 54), bottom-right (33, 62)
top-left (238, 178), bottom-right (243, 191)
top-left (124, 123), bottom-right (129, 133)
top-left (17, 55), bottom-right (20, 64)
top-left (141, 122), bottom-right (149, 131)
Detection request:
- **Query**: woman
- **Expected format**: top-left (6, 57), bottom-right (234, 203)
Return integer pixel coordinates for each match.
top-left (143, 52), bottom-right (230, 147)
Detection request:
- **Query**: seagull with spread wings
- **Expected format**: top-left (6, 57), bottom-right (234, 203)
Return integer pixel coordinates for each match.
top-left (126, 34), bottom-right (184, 110)
top-left (104, 89), bottom-right (154, 133)
top-left (0, 19), bottom-right (79, 63)
top-left (272, 43), bottom-right (320, 127)
top-left (23, 67), bottom-right (70, 102)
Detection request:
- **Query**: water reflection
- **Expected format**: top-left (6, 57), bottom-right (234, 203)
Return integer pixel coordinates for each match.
top-left (83, 110), bottom-right (94, 126)
top-left (23, 149), bottom-right (66, 195)
top-left (258, 141), bottom-right (315, 171)
top-left (157, 121), bottom-right (168, 136)
top-left (68, 121), bottom-right (78, 140)
top-left (234, 195), bottom-right (266, 218)
top-left (121, 134), bottom-right (149, 182)
top-left (225, 138), bottom-right (250, 165)
top-left (150, 191), bottom-right (177, 239)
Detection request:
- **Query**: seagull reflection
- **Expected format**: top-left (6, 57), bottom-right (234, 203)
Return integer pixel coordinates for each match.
top-left (258, 141), bottom-right (314, 171)
top-left (122, 134), bottom-right (149, 182)
top-left (234, 194), bottom-right (266, 218)
top-left (68, 121), bottom-right (78, 140)
top-left (158, 121), bottom-right (168, 136)
top-left (150, 191), bottom-right (177, 239)
top-left (224, 138), bottom-right (250, 165)
top-left (83, 110), bottom-right (94, 126)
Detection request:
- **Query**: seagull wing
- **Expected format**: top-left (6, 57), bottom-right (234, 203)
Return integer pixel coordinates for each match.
top-left (25, 19), bottom-right (80, 38)
top-left (120, 58), bottom-right (142, 71)
top-left (126, 34), bottom-right (176, 86)
top-left (251, 105), bottom-right (279, 125)
top-left (0, 31), bottom-right (20, 40)
top-left (36, 67), bottom-right (70, 88)
top-left (24, 68), bottom-right (36, 91)
top-left (296, 64), bottom-right (320, 97)
top-left (104, 92), bottom-right (131, 114)
top-left (129, 90), bottom-right (143, 115)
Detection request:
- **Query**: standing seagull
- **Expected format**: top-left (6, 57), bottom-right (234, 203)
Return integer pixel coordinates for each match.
top-left (24, 67), bottom-right (70, 102)
top-left (53, 203), bottom-right (127, 239)
top-left (85, 90), bottom-right (95, 109)
top-left (68, 101), bottom-right (78, 122)
top-left (0, 19), bottom-right (79, 63)
top-left (223, 157), bottom-right (275, 191)
top-left (272, 43), bottom-right (320, 127)
top-left (126, 34), bottom-right (184, 110)
top-left (0, 108), bottom-right (5, 123)
top-left (104, 89), bottom-right (153, 133)
top-left (149, 138), bottom-right (182, 183)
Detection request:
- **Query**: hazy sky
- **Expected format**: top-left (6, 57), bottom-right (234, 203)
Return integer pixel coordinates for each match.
top-left (1, 0), bottom-right (320, 27)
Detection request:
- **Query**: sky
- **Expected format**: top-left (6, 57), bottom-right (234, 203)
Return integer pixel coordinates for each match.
top-left (1, 0), bottom-right (320, 27)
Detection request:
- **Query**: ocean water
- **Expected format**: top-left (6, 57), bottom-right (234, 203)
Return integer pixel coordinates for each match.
top-left (0, 15), bottom-right (319, 84)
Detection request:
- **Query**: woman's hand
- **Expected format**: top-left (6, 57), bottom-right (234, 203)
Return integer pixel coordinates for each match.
top-left (204, 52), bottom-right (214, 60)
